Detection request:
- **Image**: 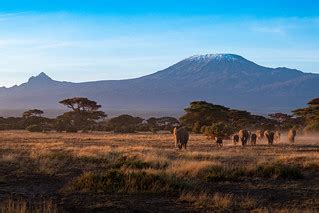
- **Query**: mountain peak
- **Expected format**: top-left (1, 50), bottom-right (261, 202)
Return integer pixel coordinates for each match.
top-left (28, 72), bottom-right (53, 83)
top-left (186, 54), bottom-right (245, 62)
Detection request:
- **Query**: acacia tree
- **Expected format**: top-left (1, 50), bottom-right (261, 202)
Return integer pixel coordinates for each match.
top-left (268, 112), bottom-right (303, 130)
top-left (180, 101), bottom-right (229, 131)
top-left (108, 114), bottom-right (143, 133)
top-left (58, 97), bottom-right (106, 131)
top-left (22, 109), bottom-right (48, 130)
top-left (180, 101), bottom-right (275, 133)
top-left (293, 98), bottom-right (319, 132)
top-left (23, 109), bottom-right (44, 118)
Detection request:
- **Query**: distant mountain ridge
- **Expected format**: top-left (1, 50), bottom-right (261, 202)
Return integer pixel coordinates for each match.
top-left (0, 54), bottom-right (318, 117)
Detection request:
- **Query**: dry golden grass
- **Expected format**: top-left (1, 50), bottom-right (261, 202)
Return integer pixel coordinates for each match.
top-left (179, 192), bottom-right (235, 209)
top-left (0, 196), bottom-right (58, 213)
top-left (0, 130), bottom-right (318, 211)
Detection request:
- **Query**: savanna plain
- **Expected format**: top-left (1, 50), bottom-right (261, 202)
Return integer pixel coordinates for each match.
top-left (0, 131), bottom-right (318, 212)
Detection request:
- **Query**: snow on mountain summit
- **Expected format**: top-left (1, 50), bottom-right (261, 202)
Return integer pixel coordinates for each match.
top-left (186, 54), bottom-right (245, 62)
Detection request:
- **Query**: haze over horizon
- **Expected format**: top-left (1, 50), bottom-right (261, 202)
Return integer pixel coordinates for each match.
top-left (0, 0), bottom-right (319, 87)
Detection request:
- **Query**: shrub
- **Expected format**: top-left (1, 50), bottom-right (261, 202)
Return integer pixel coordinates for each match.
top-left (65, 126), bottom-right (78, 133)
top-left (203, 126), bottom-right (213, 138)
top-left (113, 126), bottom-right (136, 133)
top-left (192, 121), bottom-right (201, 133)
top-left (26, 124), bottom-right (43, 132)
top-left (112, 156), bottom-right (152, 169)
top-left (200, 125), bottom-right (207, 134)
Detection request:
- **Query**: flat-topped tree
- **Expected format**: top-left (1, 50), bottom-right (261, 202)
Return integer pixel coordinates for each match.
top-left (180, 101), bottom-right (276, 132)
top-left (293, 97), bottom-right (319, 131)
top-left (59, 97), bottom-right (102, 112)
top-left (23, 109), bottom-right (44, 118)
top-left (58, 97), bottom-right (107, 131)
top-left (22, 109), bottom-right (52, 131)
top-left (180, 101), bottom-right (229, 130)
top-left (269, 113), bottom-right (292, 123)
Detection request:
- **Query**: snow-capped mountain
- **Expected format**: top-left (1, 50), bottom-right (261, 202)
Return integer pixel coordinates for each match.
top-left (0, 54), bottom-right (318, 116)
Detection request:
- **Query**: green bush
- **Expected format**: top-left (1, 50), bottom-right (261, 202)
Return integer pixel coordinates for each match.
top-left (26, 124), bottom-right (43, 132)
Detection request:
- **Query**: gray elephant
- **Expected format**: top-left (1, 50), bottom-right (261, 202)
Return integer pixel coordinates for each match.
top-left (173, 127), bottom-right (189, 149)
top-left (239, 129), bottom-right (249, 146)
top-left (264, 130), bottom-right (275, 145)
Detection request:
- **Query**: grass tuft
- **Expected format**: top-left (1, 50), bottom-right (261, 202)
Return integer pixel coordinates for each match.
top-left (205, 166), bottom-right (245, 182)
top-left (179, 192), bottom-right (233, 209)
top-left (255, 164), bottom-right (304, 180)
top-left (0, 197), bottom-right (58, 213)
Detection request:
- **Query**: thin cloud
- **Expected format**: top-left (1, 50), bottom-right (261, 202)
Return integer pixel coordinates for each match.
top-left (251, 26), bottom-right (286, 35)
top-left (0, 11), bottom-right (32, 17)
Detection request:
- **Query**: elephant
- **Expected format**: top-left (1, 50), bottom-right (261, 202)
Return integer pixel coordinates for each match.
top-left (216, 137), bottom-right (223, 147)
top-left (288, 129), bottom-right (297, 143)
top-left (250, 133), bottom-right (257, 146)
top-left (239, 129), bottom-right (249, 146)
top-left (264, 130), bottom-right (275, 145)
top-left (233, 134), bottom-right (239, 145)
top-left (173, 127), bottom-right (189, 149)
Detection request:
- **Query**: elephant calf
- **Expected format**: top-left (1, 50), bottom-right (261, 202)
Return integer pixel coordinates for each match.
top-left (233, 134), bottom-right (239, 145)
top-left (250, 133), bottom-right (257, 146)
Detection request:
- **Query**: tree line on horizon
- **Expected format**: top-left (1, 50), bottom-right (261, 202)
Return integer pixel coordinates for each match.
top-left (0, 97), bottom-right (179, 133)
top-left (0, 97), bottom-right (318, 134)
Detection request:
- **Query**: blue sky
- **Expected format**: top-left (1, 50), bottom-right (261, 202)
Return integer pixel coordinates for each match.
top-left (0, 0), bottom-right (318, 86)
